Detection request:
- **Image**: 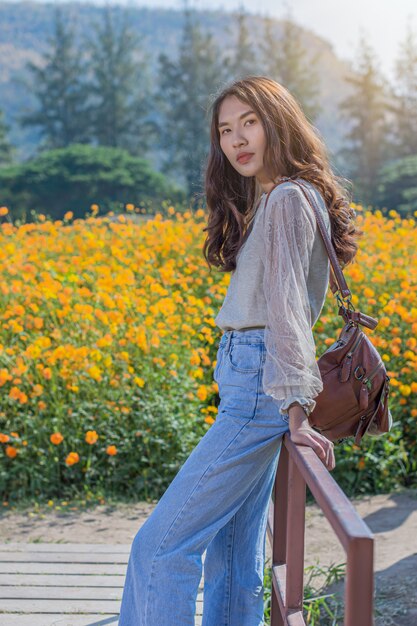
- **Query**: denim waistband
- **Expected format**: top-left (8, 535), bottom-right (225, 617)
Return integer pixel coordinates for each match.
top-left (219, 327), bottom-right (265, 352)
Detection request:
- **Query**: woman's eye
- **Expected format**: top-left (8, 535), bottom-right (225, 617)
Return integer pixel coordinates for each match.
top-left (220, 118), bottom-right (256, 135)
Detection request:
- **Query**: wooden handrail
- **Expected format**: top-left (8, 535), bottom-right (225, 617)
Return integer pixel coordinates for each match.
top-left (266, 434), bottom-right (374, 626)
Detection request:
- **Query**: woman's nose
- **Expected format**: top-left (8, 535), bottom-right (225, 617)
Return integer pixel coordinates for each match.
top-left (232, 134), bottom-right (247, 148)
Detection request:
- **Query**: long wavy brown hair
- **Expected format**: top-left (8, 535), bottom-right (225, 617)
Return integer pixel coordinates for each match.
top-left (202, 76), bottom-right (362, 277)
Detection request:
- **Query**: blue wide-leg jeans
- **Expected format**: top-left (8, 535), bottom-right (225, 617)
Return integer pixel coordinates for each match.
top-left (118, 328), bottom-right (290, 626)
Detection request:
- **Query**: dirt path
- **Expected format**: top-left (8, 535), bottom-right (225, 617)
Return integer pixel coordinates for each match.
top-left (1, 490), bottom-right (416, 624)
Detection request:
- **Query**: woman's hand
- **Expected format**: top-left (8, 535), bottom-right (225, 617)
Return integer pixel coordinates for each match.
top-left (287, 405), bottom-right (336, 471)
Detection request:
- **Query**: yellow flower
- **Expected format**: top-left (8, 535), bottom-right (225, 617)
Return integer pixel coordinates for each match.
top-left (363, 287), bottom-right (374, 298)
top-left (87, 365), bottom-right (102, 381)
top-left (0, 369), bottom-right (13, 387)
top-left (400, 384), bottom-right (411, 397)
top-left (196, 386), bottom-right (208, 401)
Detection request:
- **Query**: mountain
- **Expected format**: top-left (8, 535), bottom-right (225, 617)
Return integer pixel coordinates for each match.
top-left (0, 1), bottom-right (356, 167)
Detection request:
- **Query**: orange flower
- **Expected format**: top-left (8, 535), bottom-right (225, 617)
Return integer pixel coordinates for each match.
top-left (50, 432), bottom-right (64, 445)
top-left (42, 368), bottom-right (52, 380)
top-left (106, 445), bottom-right (117, 456)
top-left (6, 445), bottom-right (17, 458)
top-left (0, 206), bottom-right (8, 216)
top-left (65, 452), bottom-right (80, 466)
top-left (0, 433), bottom-right (10, 443)
top-left (357, 458), bottom-right (366, 470)
top-left (85, 430), bottom-right (99, 445)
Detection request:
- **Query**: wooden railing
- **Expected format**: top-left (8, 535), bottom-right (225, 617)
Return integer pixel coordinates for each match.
top-left (266, 434), bottom-right (374, 626)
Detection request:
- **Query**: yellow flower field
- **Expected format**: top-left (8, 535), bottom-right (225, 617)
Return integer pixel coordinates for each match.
top-left (0, 203), bottom-right (415, 501)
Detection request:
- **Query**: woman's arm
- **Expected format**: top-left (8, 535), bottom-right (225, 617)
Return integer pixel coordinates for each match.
top-left (261, 184), bottom-right (335, 470)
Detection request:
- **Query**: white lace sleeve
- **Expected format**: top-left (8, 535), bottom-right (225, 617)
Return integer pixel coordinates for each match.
top-left (261, 185), bottom-right (324, 416)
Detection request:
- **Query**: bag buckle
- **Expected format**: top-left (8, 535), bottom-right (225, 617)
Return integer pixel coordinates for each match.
top-left (354, 365), bottom-right (365, 380)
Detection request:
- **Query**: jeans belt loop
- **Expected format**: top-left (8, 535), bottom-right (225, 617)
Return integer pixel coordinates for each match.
top-left (225, 330), bottom-right (233, 355)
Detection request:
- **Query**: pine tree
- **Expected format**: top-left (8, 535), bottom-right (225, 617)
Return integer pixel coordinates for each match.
top-left (260, 13), bottom-right (322, 122)
top-left (225, 4), bottom-right (258, 80)
top-left (18, 7), bottom-right (91, 150)
top-left (85, 6), bottom-right (155, 154)
top-left (338, 36), bottom-right (391, 206)
top-left (0, 109), bottom-right (15, 166)
top-left (393, 22), bottom-right (417, 157)
top-left (157, 8), bottom-right (225, 197)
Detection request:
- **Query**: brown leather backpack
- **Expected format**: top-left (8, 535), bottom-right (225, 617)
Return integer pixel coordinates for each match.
top-left (290, 178), bottom-right (393, 445)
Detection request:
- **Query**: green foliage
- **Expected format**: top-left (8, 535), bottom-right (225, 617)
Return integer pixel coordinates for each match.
top-left (392, 24), bottom-right (417, 158)
top-left (377, 154), bottom-right (417, 215)
top-left (332, 428), bottom-right (410, 497)
top-left (0, 109), bottom-right (15, 166)
top-left (0, 144), bottom-right (185, 221)
top-left (263, 560), bottom-right (345, 625)
top-left (0, 1), bottom-right (361, 172)
top-left (86, 6), bottom-right (156, 154)
top-left (0, 382), bottom-right (206, 502)
top-left (338, 35), bottom-right (392, 207)
top-left (224, 6), bottom-right (258, 80)
top-left (260, 13), bottom-right (322, 122)
top-left (156, 8), bottom-right (226, 196)
top-left (18, 7), bottom-right (92, 149)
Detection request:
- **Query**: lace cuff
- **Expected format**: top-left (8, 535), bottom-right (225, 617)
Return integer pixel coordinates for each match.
top-left (279, 396), bottom-right (317, 416)
top-left (261, 183), bottom-right (324, 407)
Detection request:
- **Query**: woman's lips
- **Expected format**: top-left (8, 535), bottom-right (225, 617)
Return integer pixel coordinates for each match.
top-left (237, 153), bottom-right (254, 164)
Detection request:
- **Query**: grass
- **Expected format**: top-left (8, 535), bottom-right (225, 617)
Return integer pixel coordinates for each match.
top-left (263, 559), bottom-right (346, 625)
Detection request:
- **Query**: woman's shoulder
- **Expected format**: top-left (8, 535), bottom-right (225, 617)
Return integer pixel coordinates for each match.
top-left (268, 177), bottom-right (317, 203)
top-left (263, 178), bottom-right (316, 216)
top-left (267, 178), bottom-right (328, 219)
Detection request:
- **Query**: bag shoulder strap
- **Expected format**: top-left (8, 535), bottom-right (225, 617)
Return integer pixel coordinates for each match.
top-left (283, 178), bottom-right (351, 299)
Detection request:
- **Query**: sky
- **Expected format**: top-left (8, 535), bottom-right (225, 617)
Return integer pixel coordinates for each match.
top-left (83, 0), bottom-right (416, 82)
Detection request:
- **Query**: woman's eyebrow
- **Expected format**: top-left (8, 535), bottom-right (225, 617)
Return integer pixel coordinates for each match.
top-left (218, 110), bottom-right (256, 129)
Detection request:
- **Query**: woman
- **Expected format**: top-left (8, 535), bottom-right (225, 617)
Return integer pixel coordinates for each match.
top-left (118, 76), bottom-right (360, 626)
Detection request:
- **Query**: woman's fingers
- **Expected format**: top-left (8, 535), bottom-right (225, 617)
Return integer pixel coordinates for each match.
top-left (293, 430), bottom-right (326, 460)
top-left (292, 429), bottom-right (336, 471)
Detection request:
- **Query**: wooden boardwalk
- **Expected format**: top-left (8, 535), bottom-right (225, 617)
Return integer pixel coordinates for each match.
top-left (0, 543), bottom-right (204, 625)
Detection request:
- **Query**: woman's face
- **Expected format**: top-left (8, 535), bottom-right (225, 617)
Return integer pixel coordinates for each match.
top-left (218, 95), bottom-right (272, 189)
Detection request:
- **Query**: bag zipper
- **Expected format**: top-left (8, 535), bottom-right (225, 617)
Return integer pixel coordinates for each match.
top-left (348, 331), bottom-right (364, 356)
top-left (362, 361), bottom-right (384, 391)
top-left (340, 332), bottom-right (364, 382)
